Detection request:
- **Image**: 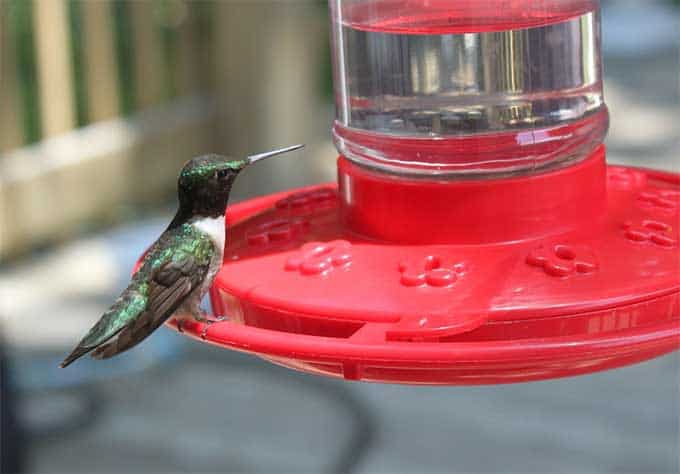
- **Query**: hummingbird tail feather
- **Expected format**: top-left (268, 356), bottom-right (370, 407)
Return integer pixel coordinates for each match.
top-left (59, 283), bottom-right (147, 368)
top-left (90, 340), bottom-right (122, 360)
top-left (90, 318), bottom-right (157, 360)
top-left (59, 346), bottom-right (93, 368)
top-left (90, 336), bottom-right (127, 360)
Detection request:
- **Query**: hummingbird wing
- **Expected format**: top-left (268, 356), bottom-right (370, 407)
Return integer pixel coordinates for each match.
top-left (60, 226), bottom-right (215, 367)
top-left (88, 254), bottom-right (206, 361)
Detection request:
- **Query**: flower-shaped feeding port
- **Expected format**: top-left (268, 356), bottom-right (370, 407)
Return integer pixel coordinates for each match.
top-left (623, 220), bottom-right (677, 248)
top-left (526, 244), bottom-right (598, 278)
top-left (245, 218), bottom-right (310, 247)
top-left (399, 256), bottom-right (466, 288)
top-left (275, 188), bottom-right (338, 214)
top-left (284, 240), bottom-right (352, 276)
top-left (606, 166), bottom-right (648, 191)
top-left (637, 189), bottom-right (679, 214)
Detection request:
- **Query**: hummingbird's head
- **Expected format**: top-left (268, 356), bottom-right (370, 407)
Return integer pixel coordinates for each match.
top-left (176, 145), bottom-right (304, 220)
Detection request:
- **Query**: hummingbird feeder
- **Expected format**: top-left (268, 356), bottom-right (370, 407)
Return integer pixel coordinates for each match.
top-left (170, 0), bottom-right (679, 384)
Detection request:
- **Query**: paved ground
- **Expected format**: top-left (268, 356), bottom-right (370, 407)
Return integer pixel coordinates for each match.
top-left (23, 345), bottom-right (680, 474)
top-left (2, 4), bottom-right (679, 473)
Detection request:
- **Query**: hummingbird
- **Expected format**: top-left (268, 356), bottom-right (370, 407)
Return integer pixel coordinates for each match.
top-left (60, 144), bottom-right (304, 368)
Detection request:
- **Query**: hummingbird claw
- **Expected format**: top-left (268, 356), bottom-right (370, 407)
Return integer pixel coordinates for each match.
top-left (199, 316), bottom-right (228, 340)
top-left (200, 321), bottom-right (213, 340)
top-left (176, 319), bottom-right (185, 333)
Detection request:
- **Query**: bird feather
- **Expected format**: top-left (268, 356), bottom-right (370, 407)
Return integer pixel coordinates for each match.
top-left (60, 224), bottom-right (214, 367)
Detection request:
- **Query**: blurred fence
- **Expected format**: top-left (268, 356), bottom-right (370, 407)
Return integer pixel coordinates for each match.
top-left (0, 1), bottom-right (332, 259)
top-left (1, 0), bottom-right (215, 150)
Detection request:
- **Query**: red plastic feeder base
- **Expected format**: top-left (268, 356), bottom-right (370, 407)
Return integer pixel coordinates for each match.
top-left (168, 146), bottom-right (679, 384)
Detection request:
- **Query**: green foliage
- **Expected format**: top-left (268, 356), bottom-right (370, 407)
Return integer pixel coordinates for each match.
top-left (112, 1), bottom-right (136, 116)
top-left (191, 0), bottom-right (216, 90)
top-left (67, 0), bottom-right (88, 127)
top-left (7, 0), bottom-right (41, 144)
top-left (155, 0), bottom-right (182, 100)
top-left (69, 0), bottom-right (136, 123)
top-left (314, 0), bottom-right (334, 102)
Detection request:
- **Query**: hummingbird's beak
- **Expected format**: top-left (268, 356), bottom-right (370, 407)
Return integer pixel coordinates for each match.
top-left (245, 144), bottom-right (304, 166)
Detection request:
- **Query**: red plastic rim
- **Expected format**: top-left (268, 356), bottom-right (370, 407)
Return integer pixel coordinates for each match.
top-left (165, 149), bottom-right (679, 385)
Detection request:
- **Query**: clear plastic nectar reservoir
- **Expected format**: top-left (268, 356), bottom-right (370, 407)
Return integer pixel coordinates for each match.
top-left (330, 0), bottom-right (608, 176)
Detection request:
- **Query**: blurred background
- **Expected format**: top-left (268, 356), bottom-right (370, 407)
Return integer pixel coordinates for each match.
top-left (0, 0), bottom-right (678, 473)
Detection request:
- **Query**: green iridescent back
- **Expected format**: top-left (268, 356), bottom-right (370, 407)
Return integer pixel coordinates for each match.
top-left (137, 223), bottom-right (215, 278)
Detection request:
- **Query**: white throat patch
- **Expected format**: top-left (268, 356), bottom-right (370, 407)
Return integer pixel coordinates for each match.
top-left (192, 216), bottom-right (225, 251)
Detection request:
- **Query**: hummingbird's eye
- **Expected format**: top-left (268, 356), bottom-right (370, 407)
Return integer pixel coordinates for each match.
top-left (217, 169), bottom-right (228, 179)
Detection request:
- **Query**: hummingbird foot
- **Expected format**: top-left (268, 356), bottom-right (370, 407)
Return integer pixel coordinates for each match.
top-left (176, 319), bottom-right (185, 333)
top-left (199, 316), bottom-right (229, 340)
